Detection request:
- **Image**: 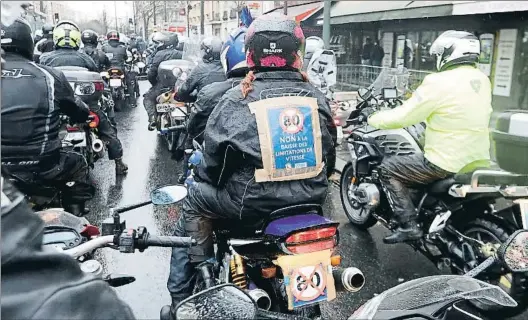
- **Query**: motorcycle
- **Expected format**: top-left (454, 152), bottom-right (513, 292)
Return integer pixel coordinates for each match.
top-left (43, 185), bottom-right (194, 287)
top-left (156, 59), bottom-right (195, 153)
top-left (158, 148), bottom-right (365, 320)
top-left (100, 67), bottom-right (129, 111)
top-left (133, 48), bottom-right (147, 80)
top-left (173, 229), bottom-right (528, 320)
top-left (339, 67), bottom-right (528, 316)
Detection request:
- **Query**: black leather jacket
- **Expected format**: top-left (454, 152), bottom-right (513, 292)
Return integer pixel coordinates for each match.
top-left (39, 48), bottom-right (98, 72)
top-left (101, 40), bottom-right (128, 69)
top-left (175, 60), bottom-right (226, 103)
top-left (147, 48), bottom-right (183, 86)
top-left (0, 176), bottom-right (136, 320)
top-left (1, 53), bottom-right (90, 169)
top-left (37, 38), bottom-right (54, 54)
top-left (187, 76), bottom-right (243, 144)
top-left (195, 71), bottom-right (335, 217)
top-left (82, 45), bottom-right (111, 72)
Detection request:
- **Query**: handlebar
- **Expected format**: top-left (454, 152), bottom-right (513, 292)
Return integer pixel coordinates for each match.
top-left (159, 125), bottom-right (185, 134)
top-left (61, 232), bottom-right (195, 258)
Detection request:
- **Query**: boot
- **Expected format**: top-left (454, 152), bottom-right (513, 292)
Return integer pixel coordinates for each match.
top-left (177, 173), bottom-right (187, 185)
top-left (148, 115), bottom-right (157, 131)
top-left (383, 220), bottom-right (423, 244)
top-left (115, 158), bottom-right (129, 175)
top-left (166, 295), bottom-right (191, 320)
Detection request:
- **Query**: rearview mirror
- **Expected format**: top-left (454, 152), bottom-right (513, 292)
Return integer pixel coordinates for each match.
top-left (176, 284), bottom-right (256, 319)
top-left (498, 229), bottom-right (528, 272)
top-left (358, 87), bottom-right (372, 101)
top-left (150, 185), bottom-right (187, 205)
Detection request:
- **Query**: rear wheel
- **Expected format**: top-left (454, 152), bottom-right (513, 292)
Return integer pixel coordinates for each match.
top-left (340, 164), bottom-right (377, 229)
top-left (460, 218), bottom-right (528, 318)
top-left (114, 98), bottom-right (125, 112)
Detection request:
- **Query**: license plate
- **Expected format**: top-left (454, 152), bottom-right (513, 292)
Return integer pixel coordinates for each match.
top-left (514, 199), bottom-right (528, 229)
top-left (109, 79), bottom-right (122, 87)
top-left (336, 126), bottom-right (343, 143)
top-left (64, 132), bottom-right (87, 147)
top-left (171, 107), bottom-right (187, 118)
top-left (275, 250), bottom-right (336, 310)
top-left (157, 104), bottom-right (174, 113)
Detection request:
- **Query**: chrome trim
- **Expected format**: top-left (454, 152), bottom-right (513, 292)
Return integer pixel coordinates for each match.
top-left (228, 239), bottom-right (262, 246)
top-left (471, 169), bottom-right (528, 188)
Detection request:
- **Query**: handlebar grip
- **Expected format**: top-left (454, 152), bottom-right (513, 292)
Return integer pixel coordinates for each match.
top-left (145, 235), bottom-right (195, 248)
top-left (159, 125), bottom-right (185, 134)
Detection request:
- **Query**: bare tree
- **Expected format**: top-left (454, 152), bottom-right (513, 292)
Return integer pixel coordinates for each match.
top-left (101, 10), bottom-right (109, 34)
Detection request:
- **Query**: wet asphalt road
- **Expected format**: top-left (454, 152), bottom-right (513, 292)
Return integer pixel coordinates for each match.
top-left (85, 81), bottom-right (516, 319)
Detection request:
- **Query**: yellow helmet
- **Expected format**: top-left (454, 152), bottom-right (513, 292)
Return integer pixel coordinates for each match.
top-left (53, 20), bottom-right (81, 49)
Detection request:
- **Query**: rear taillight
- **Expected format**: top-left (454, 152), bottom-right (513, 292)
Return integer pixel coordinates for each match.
top-left (88, 111), bottom-right (100, 128)
top-left (66, 125), bottom-right (80, 132)
top-left (284, 226), bottom-right (338, 254)
top-left (94, 81), bottom-right (104, 92)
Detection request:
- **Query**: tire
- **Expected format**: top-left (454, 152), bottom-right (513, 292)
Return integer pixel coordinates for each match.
top-left (114, 99), bottom-right (125, 112)
top-left (461, 218), bottom-right (528, 318)
top-left (339, 164), bottom-right (377, 229)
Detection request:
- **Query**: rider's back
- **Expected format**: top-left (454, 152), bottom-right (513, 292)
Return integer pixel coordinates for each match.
top-left (200, 71), bottom-right (334, 217)
top-left (1, 53), bottom-right (63, 162)
top-left (102, 41), bottom-right (127, 68)
top-left (39, 48), bottom-right (96, 71)
top-left (422, 66), bottom-right (492, 173)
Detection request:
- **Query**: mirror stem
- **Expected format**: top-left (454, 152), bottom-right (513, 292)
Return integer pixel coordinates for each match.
top-left (114, 200), bottom-right (153, 214)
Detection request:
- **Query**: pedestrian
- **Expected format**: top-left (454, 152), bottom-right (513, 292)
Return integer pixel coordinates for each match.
top-left (361, 37), bottom-right (373, 65)
top-left (404, 39), bottom-right (414, 69)
top-left (371, 40), bottom-right (385, 67)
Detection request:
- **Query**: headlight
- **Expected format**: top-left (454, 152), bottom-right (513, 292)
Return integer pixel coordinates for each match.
top-left (75, 82), bottom-right (95, 95)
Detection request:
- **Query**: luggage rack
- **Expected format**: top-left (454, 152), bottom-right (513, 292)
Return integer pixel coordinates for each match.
top-left (449, 169), bottom-right (528, 198)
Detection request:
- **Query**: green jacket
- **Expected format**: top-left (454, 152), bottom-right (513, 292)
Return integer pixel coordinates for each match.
top-left (368, 66), bottom-right (492, 173)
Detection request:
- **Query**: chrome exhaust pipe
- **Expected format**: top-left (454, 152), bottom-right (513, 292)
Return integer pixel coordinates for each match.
top-left (247, 288), bottom-right (272, 311)
top-left (333, 267), bottom-right (365, 293)
top-left (91, 132), bottom-right (104, 153)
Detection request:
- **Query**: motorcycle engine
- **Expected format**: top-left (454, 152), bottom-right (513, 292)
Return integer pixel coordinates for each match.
top-left (353, 183), bottom-right (381, 212)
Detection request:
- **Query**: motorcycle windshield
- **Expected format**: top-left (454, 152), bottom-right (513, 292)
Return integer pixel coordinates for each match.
top-left (36, 208), bottom-right (89, 233)
top-left (349, 275), bottom-right (517, 320)
top-left (369, 66), bottom-right (410, 97)
top-left (181, 35), bottom-right (203, 66)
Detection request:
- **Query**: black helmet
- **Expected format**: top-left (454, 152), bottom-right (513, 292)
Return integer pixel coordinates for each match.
top-left (42, 23), bottom-right (54, 36)
top-left (245, 14), bottom-right (305, 71)
top-left (166, 32), bottom-right (179, 49)
top-left (200, 36), bottom-right (222, 61)
top-left (81, 29), bottom-right (98, 46)
top-left (1, 17), bottom-right (34, 60)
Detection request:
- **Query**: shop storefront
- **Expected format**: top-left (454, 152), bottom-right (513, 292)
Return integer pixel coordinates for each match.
top-left (314, 1), bottom-right (528, 110)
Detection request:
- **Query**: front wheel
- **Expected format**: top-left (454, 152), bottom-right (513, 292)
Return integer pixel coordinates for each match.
top-left (339, 164), bottom-right (377, 229)
top-left (460, 218), bottom-right (528, 318)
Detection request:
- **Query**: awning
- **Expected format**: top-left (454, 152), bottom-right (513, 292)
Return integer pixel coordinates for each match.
top-left (316, 1), bottom-right (454, 25)
top-left (265, 1), bottom-right (323, 23)
top-left (452, 1), bottom-right (528, 15)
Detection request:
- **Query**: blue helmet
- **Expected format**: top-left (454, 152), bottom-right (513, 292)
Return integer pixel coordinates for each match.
top-left (221, 27), bottom-right (248, 77)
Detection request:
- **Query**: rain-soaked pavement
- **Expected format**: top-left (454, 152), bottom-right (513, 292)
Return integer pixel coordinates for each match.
top-left (85, 81), bottom-right (523, 319)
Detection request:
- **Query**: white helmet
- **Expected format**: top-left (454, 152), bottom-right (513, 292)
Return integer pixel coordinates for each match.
top-left (430, 30), bottom-right (480, 71)
top-left (305, 36), bottom-right (325, 60)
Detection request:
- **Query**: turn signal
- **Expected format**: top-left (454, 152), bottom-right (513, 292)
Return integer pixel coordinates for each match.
top-left (331, 255), bottom-right (342, 266)
top-left (88, 111), bottom-right (100, 128)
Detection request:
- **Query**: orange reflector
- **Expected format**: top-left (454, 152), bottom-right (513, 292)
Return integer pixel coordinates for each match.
top-left (261, 266), bottom-right (277, 279)
top-left (331, 255), bottom-right (341, 266)
top-left (351, 177), bottom-right (356, 184)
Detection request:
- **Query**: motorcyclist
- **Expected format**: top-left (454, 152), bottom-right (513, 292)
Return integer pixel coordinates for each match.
top-left (37, 23), bottom-right (55, 53)
top-left (176, 27), bottom-right (250, 184)
top-left (1, 17), bottom-right (92, 189)
top-left (303, 36), bottom-right (325, 72)
top-left (1, 174), bottom-right (137, 320)
top-left (80, 29), bottom-right (110, 72)
top-left (366, 30), bottom-right (492, 244)
top-left (102, 30), bottom-right (136, 107)
top-left (144, 32), bottom-right (183, 130)
top-left (174, 36), bottom-right (226, 103)
top-left (166, 15), bottom-right (335, 316)
top-left (80, 30), bottom-right (129, 176)
top-left (39, 20), bottom-right (98, 72)
top-left (145, 31), bottom-right (167, 68)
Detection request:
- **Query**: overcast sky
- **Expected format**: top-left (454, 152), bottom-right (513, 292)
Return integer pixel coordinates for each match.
top-left (65, 1), bottom-right (134, 21)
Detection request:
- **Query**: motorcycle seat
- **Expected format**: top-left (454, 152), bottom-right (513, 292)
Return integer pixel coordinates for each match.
top-left (214, 204), bottom-right (324, 238)
top-left (427, 176), bottom-right (456, 194)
